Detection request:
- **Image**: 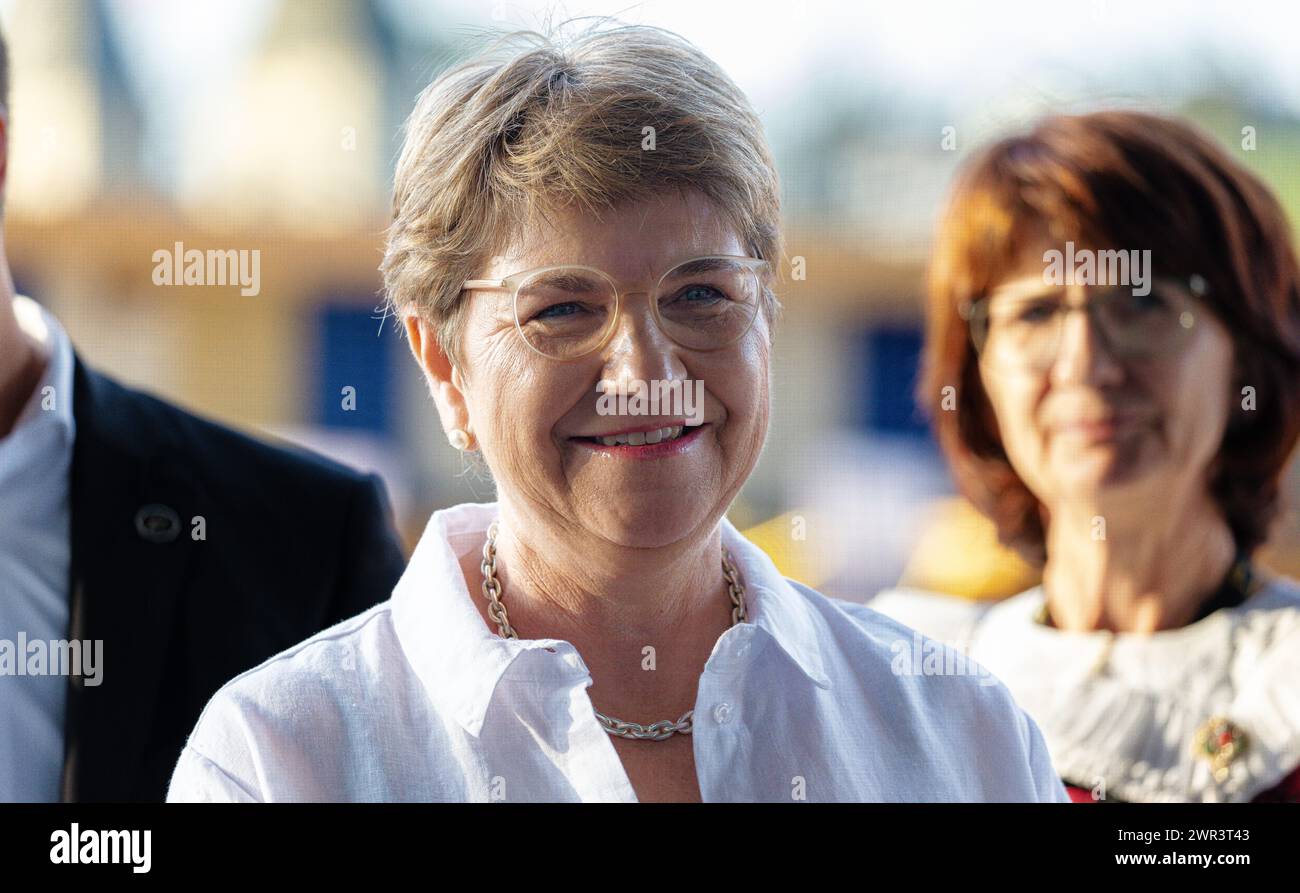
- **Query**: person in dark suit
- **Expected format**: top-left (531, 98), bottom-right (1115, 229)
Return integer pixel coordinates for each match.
top-left (0, 34), bottom-right (406, 803)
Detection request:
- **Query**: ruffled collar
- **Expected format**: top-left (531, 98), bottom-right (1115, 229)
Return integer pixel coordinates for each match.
top-left (967, 576), bottom-right (1300, 802)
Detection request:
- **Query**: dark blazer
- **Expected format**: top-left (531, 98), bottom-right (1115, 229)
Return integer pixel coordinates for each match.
top-left (59, 358), bottom-right (407, 801)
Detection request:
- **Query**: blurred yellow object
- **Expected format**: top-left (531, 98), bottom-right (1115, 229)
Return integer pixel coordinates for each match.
top-left (740, 510), bottom-right (827, 589)
top-left (897, 498), bottom-right (1039, 600)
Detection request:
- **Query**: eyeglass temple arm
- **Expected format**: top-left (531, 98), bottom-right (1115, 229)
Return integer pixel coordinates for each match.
top-left (463, 279), bottom-right (507, 290)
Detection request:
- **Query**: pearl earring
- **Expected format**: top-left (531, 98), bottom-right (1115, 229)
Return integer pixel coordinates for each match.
top-left (448, 429), bottom-right (471, 450)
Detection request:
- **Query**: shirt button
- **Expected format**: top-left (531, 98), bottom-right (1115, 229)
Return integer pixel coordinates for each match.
top-left (713, 703), bottom-right (733, 724)
top-left (134, 504), bottom-right (181, 543)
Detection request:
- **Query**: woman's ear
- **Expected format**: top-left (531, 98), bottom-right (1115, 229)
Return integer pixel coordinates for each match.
top-left (404, 315), bottom-right (473, 446)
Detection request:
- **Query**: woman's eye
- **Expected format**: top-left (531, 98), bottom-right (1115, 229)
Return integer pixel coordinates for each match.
top-left (533, 302), bottom-right (583, 321)
top-left (674, 285), bottom-right (727, 304)
top-left (1129, 292), bottom-right (1169, 313)
top-left (1015, 302), bottom-right (1057, 324)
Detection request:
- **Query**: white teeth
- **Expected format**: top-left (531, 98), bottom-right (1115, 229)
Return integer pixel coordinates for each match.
top-left (595, 426), bottom-right (687, 446)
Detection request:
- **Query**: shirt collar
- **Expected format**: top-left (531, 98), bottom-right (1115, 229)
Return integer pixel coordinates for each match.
top-left (391, 501), bottom-right (831, 738)
top-left (718, 513), bottom-right (833, 691)
top-left (8, 295), bottom-right (75, 443)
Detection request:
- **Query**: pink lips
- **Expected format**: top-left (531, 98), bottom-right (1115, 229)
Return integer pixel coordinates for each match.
top-left (1054, 413), bottom-right (1145, 441)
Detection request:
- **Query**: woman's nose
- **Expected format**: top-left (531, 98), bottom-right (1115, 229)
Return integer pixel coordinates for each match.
top-left (600, 293), bottom-right (687, 386)
top-left (1050, 297), bottom-right (1124, 387)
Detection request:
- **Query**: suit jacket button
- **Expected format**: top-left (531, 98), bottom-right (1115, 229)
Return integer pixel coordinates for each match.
top-left (135, 504), bottom-right (181, 543)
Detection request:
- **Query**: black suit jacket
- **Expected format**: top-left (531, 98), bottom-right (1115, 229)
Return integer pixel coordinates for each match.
top-left (59, 358), bottom-right (407, 801)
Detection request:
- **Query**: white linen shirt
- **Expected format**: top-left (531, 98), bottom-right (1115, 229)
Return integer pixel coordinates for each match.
top-left (167, 502), bottom-right (1068, 802)
top-left (0, 296), bottom-right (76, 802)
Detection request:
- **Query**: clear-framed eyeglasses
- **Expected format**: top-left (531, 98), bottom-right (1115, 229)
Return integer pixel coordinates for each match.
top-left (960, 274), bottom-right (1210, 373)
top-left (462, 255), bottom-right (770, 361)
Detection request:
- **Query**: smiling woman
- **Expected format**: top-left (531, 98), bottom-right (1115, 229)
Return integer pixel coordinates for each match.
top-left (166, 21), bottom-right (1067, 804)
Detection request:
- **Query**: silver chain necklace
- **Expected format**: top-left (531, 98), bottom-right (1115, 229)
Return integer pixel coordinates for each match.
top-left (479, 520), bottom-right (747, 741)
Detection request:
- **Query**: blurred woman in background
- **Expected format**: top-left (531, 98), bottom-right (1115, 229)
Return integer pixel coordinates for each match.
top-left (874, 110), bottom-right (1300, 802)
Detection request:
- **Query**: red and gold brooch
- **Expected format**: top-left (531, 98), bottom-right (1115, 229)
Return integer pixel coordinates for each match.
top-left (1192, 716), bottom-right (1248, 783)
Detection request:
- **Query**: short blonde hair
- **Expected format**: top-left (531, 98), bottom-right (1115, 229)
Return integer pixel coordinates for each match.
top-left (381, 22), bottom-right (784, 366)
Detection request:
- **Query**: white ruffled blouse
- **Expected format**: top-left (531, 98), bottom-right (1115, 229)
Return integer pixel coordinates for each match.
top-left (871, 575), bottom-right (1300, 802)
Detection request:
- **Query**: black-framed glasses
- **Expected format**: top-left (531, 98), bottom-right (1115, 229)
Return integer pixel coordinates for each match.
top-left (462, 255), bottom-right (769, 361)
top-left (960, 275), bottom-right (1209, 372)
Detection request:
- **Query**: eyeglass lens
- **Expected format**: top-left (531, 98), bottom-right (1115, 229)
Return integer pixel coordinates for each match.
top-left (512, 258), bottom-right (762, 359)
top-left (977, 282), bottom-right (1196, 369)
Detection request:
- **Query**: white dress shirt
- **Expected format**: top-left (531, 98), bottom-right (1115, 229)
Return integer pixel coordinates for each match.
top-left (168, 502), bottom-right (1068, 802)
top-left (871, 578), bottom-right (1300, 802)
top-left (0, 296), bottom-right (76, 802)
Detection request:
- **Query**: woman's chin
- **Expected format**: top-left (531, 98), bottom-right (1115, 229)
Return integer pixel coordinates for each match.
top-left (1050, 451), bottom-right (1162, 502)
top-left (1049, 428), bottom-right (1157, 484)
top-left (579, 493), bottom-right (717, 550)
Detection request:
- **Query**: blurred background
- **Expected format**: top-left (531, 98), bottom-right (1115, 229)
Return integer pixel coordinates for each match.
top-left (7, 0), bottom-right (1300, 602)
